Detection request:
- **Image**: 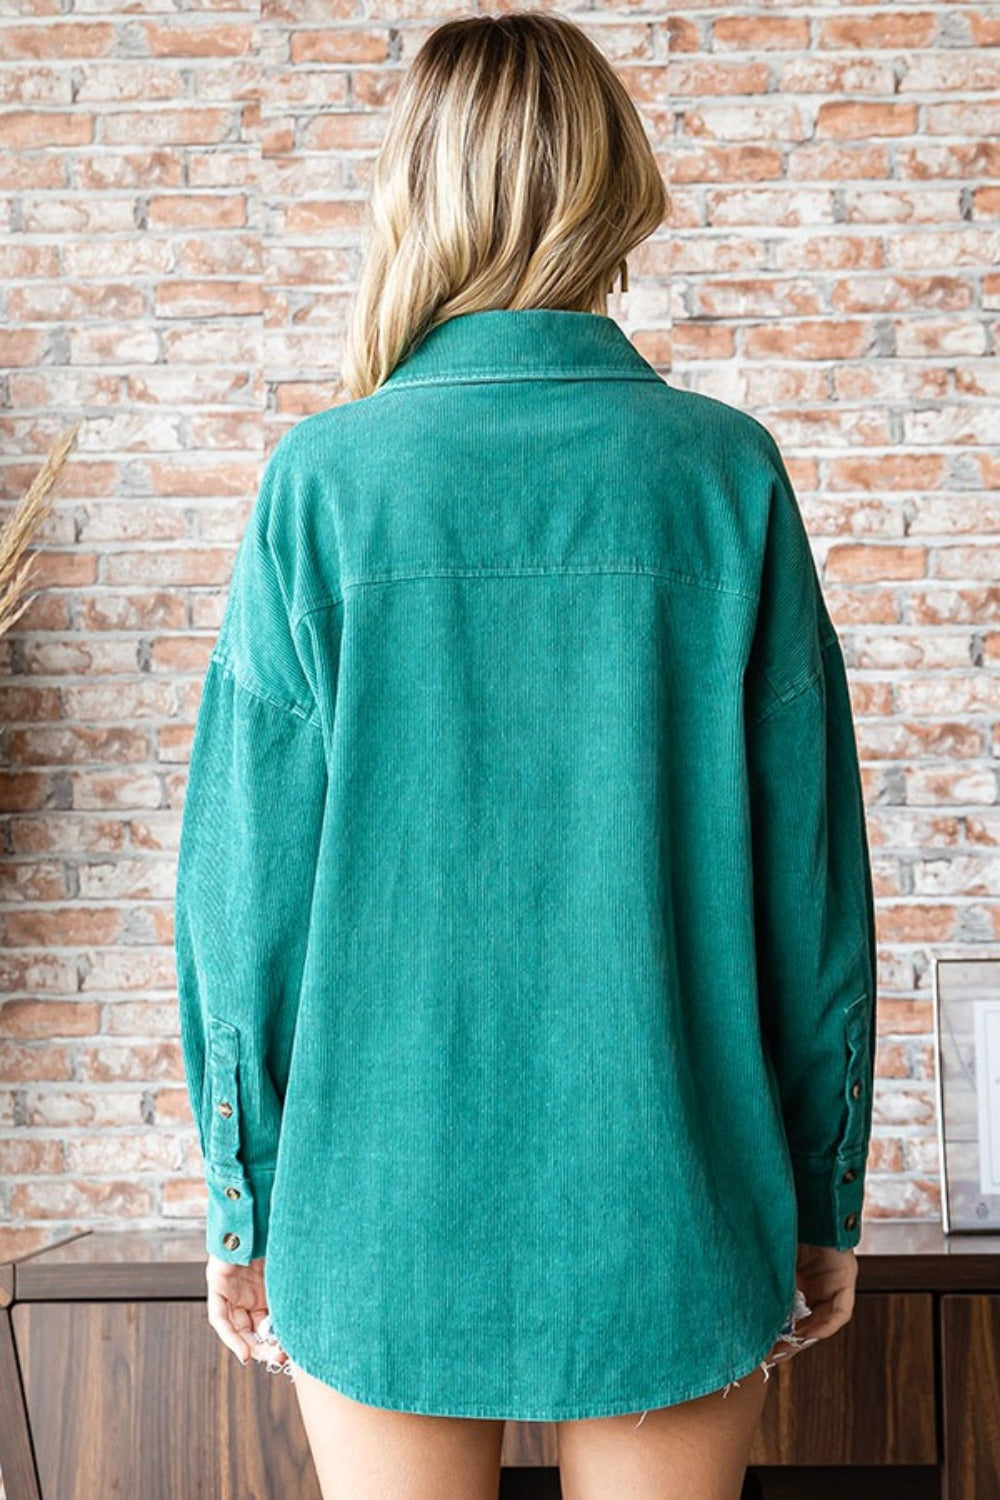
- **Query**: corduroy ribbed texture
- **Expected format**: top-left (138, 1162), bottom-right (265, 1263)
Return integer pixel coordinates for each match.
top-left (173, 307), bottom-right (878, 1420)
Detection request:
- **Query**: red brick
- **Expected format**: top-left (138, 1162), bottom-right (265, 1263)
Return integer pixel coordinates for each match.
top-left (291, 29), bottom-right (391, 64)
top-left (668, 324), bottom-right (735, 360)
top-left (825, 544), bottom-right (926, 582)
top-left (0, 999), bottom-right (100, 1035)
top-left (744, 320), bottom-right (869, 359)
top-left (23, 1088), bottom-right (146, 1129)
top-left (817, 14), bottom-right (937, 50)
top-left (827, 455), bottom-right (948, 491)
top-left (0, 1138), bottom-right (64, 1174)
top-left (899, 141), bottom-right (1000, 182)
top-left (665, 15), bottom-right (698, 53)
top-left (781, 58), bottom-right (896, 98)
top-left (140, 22), bottom-right (255, 58)
top-left (670, 143), bottom-right (784, 185)
top-left (817, 101), bottom-right (919, 139)
top-left (714, 277), bottom-right (824, 317)
top-left (713, 16), bottom-right (809, 49)
top-left (925, 100), bottom-right (1000, 138)
top-left (1, 22), bottom-right (115, 58)
top-left (971, 13), bottom-right (1000, 46)
top-left (832, 275), bottom-right (973, 315)
top-left (0, 1041), bottom-right (74, 1082)
top-left (64, 1133), bottom-right (179, 1173)
top-left (10, 1179), bottom-right (154, 1217)
top-left (787, 146), bottom-right (891, 184)
top-left (668, 61), bottom-right (771, 98)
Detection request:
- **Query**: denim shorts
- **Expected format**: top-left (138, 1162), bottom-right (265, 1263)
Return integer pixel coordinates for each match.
top-left (718, 1284), bottom-right (815, 1398)
top-left (251, 1312), bottom-right (296, 1379)
top-left (630, 1285), bottom-right (815, 1425)
top-left (260, 1289), bottom-right (818, 1408)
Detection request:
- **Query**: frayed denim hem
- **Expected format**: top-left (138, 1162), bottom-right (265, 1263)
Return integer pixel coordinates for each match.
top-left (251, 1311), bottom-right (296, 1380)
top-left (266, 1289), bottom-right (817, 1411)
top-left (631, 1285), bottom-right (815, 1427)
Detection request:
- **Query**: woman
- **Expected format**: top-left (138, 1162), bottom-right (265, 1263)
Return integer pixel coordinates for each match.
top-left (174, 12), bottom-right (878, 1500)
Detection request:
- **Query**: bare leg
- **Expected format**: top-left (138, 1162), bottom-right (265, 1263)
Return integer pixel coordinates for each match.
top-left (557, 1366), bottom-right (770, 1500)
top-left (290, 1360), bottom-right (506, 1500)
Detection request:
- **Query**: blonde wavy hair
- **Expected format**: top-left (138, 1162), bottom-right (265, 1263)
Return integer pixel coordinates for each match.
top-left (336, 11), bottom-right (670, 401)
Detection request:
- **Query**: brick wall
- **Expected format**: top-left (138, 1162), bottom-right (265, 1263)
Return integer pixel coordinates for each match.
top-left (0, 4), bottom-right (997, 1267)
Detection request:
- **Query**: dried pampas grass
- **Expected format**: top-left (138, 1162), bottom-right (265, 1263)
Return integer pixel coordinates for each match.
top-left (0, 420), bottom-right (82, 638)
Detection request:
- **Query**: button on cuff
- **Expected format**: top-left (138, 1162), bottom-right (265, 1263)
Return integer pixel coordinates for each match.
top-left (205, 1162), bottom-right (277, 1263)
top-left (791, 1149), bottom-right (866, 1250)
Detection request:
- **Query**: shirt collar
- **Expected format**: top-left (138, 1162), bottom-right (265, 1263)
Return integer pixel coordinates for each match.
top-left (377, 308), bottom-right (664, 391)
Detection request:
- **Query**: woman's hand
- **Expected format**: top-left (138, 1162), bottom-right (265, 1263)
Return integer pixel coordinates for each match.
top-left (792, 1243), bottom-right (859, 1342)
top-left (205, 1253), bottom-right (292, 1374)
top-left (763, 1244), bottom-right (859, 1369)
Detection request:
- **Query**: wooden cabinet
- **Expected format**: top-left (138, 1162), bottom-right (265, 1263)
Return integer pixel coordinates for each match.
top-left (941, 1293), bottom-right (1000, 1500)
top-left (749, 1291), bottom-right (936, 1467)
top-left (10, 1300), bottom-right (321, 1500)
top-left (1, 1222), bottom-right (998, 1499)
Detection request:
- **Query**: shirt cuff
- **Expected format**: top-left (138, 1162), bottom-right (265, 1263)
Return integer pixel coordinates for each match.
top-left (205, 1162), bottom-right (276, 1263)
top-left (791, 1150), bottom-right (866, 1249)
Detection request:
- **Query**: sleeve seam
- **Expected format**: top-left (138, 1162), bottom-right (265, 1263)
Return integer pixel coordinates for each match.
top-left (748, 664), bottom-right (821, 726)
top-left (790, 1148), bottom-right (868, 1166)
top-left (209, 651), bottom-right (323, 732)
top-left (207, 1161), bottom-right (278, 1179)
top-left (748, 631), bottom-right (842, 727)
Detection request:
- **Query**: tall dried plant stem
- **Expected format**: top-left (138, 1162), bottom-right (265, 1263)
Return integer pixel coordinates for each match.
top-left (0, 420), bottom-right (83, 638)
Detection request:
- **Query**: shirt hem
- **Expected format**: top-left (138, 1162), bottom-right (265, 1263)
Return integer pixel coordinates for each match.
top-left (267, 1282), bottom-right (799, 1423)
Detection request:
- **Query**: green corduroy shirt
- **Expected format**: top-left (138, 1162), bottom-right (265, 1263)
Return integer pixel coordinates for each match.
top-left (174, 307), bottom-right (878, 1420)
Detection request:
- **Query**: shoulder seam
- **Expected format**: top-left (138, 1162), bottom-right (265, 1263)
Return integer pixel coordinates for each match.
top-left (209, 651), bottom-right (323, 732)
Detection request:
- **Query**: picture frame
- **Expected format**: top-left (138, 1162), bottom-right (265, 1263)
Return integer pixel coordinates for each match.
top-left (933, 954), bottom-right (1000, 1233)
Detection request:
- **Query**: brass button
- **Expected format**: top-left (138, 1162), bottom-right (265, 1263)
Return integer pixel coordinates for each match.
top-left (842, 1167), bottom-right (857, 1184)
top-left (850, 1081), bottom-right (862, 1099)
top-left (224, 1186), bottom-right (241, 1200)
top-left (222, 1232), bottom-right (240, 1251)
top-left (844, 1212), bottom-right (858, 1231)
top-left (217, 1100), bottom-right (233, 1118)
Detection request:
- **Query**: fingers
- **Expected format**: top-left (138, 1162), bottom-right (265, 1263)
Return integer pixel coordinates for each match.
top-left (791, 1286), bottom-right (856, 1343)
top-left (206, 1286), bottom-right (254, 1365)
top-left (203, 1271), bottom-right (294, 1377)
top-left (248, 1312), bottom-right (294, 1375)
top-left (229, 1301), bottom-right (263, 1341)
top-left (203, 1256), bottom-right (277, 1369)
top-left (764, 1276), bottom-right (857, 1368)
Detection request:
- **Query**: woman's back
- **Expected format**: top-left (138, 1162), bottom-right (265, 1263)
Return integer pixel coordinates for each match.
top-left (175, 305), bottom-right (877, 1421)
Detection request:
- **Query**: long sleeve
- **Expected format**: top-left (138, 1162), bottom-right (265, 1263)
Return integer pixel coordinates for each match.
top-left (174, 444), bottom-right (328, 1265)
top-left (745, 440), bottom-right (878, 1251)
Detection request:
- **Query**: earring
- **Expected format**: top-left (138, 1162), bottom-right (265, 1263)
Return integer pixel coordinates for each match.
top-left (619, 257), bottom-right (629, 294)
